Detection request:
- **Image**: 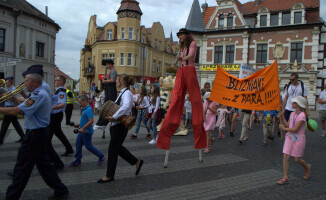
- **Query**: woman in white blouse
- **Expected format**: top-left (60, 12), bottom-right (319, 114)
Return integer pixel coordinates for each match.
top-left (97, 75), bottom-right (143, 183)
top-left (130, 87), bottom-right (151, 139)
top-left (147, 85), bottom-right (160, 144)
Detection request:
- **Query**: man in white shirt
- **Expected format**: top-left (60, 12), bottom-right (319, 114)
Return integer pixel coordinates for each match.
top-left (318, 83), bottom-right (326, 137)
top-left (281, 73), bottom-right (309, 121)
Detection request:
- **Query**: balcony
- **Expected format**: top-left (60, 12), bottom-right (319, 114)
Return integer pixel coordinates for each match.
top-left (84, 64), bottom-right (95, 76)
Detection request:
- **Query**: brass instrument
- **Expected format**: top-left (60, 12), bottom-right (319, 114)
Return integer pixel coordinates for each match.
top-left (0, 79), bottom-right (5, 87)
top-left (0, 83), bottom-right (26, 103)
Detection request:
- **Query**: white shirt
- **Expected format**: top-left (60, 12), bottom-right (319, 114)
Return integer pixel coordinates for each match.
top-left (284, 83), bottom-right (307, 111)
top-left (184, 100), bottom-right (191, 113)
top-left (111, 88), bottom-right (133, 126)
top-left (148, 96), bottom-right (160, 113)
top-left (132, 94), bottom-right (139, 107)
top-left (137, 96), bottom-right (150, 108)
top-left (319, 90), bottom-right (326, 110)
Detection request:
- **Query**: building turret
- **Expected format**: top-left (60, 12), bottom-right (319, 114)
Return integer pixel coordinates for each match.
top-left (117, 0), bottom-right (142, 40)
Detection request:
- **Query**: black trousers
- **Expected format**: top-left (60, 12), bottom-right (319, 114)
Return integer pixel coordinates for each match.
top-left (65, 104), bottom-right (73, 125)
top-left (6, 128), bottom-right (68, 200)
top-left (49, 112), bottom-right (73, 153)
top-left (0, 115), bottom-right (24, 143)
top-left (106, 123), bottom-right (138, 178)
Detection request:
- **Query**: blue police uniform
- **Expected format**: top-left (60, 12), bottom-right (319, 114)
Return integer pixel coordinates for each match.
top-left (6, 86), bottom-right (68, 199)
top-left (42, 80), bottom-right (51, 97)
top-left (0, 85), bottom-right (24, 144)
top-left (48, 86), bottom-right (74, 156)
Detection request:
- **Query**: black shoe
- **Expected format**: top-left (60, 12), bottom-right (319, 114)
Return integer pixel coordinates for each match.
top-left (262, 143), bottom-right (267, 146)
top-left (97, 177), bottom-right (114, 183)
top-left (267, 136), bottom-right (274, 141)
top-left (102, 131), bottom-right (105, 139)
top-left (238, 139), bottom-right (243, 144)
top-left (6, 171), bottom-right (13, 178)
top-left (230, 132), bottom-right (234, 137)
top-left (135, 160), bottom-right (144, 175)
top-left (48, 192), bottom-right (69, 199)
top-left (278, 132), bottom-right (281, 137)
top-left (61, 151), bottom-right (74, 156)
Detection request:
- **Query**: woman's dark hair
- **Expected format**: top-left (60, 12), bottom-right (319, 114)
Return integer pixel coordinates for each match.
top-left (283, 84), bottom-right (288, 90)
top-left (151, 85), bottom-right (160, 106)
top-left (121, 75), bottom-right (135, 88)
top-left (179, 33), bottom-right (194, 51)
top-left (138, 87), bottom-right (147, 105)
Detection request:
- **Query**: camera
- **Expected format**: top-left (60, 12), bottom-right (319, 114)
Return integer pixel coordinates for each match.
top-left (73, 129), bottom-right (79, 134)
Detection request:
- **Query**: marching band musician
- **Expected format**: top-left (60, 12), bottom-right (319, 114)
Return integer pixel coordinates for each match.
top-left (1, 68), bottom-right (69, 200)
top-left (97, 75), bottom-right (143, 183)
top-left (0, 77), bottom-right (24, 144)
top-left (50, 75), bottom-right (74, 157)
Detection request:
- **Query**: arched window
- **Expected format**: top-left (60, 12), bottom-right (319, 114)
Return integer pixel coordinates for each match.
top-left (218, 14), bottom-right (224, 28)
top-left (227, 14), bottom-right (233, 27)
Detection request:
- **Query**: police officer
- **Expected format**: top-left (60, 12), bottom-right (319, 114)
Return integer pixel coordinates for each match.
top-left (50, 75), bottom-right (74, 156)
top-left (0, 77), bottom-right (24, 144)
top-left (65, 84), bottom-right (74, 125)
top-left (1, 68), bottom-right (69, 200)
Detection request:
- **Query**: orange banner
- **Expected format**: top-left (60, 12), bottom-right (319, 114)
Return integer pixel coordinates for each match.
top-left (210, 60), bottom-right (281, 111)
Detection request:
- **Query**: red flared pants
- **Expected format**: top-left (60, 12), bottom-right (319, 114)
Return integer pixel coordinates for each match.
top-left (157, 66), bottom-right (206, 150)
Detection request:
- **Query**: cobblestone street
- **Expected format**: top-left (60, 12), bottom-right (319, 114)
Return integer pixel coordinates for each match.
top-left (0, 110), bottom-right (326, 200)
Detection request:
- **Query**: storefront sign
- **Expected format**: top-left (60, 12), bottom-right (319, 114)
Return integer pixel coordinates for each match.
top-left (201, 64), bottom-right (240, 71)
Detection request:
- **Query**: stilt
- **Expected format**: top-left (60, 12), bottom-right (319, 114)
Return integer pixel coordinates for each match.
top-left (163, 150), bottom-right (170, 168)
top-left (199, 150), bottom-right (202, 162)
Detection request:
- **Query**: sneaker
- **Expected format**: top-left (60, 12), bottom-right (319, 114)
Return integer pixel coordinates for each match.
top-left (68, 162), bottom-right (81, 167)
top-left (262, 143), bottom-right (267, 146)
top-left (321, 133), bottom-right (326, 138)
top-left (97, 156), bottom-right (107, 166)
top-left (94, 125), bottom-right (106, 131)
top-left (149, 139), bottom-right (156, 144)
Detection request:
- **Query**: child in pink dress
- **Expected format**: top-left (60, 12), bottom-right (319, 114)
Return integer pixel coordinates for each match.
top-left (277, 96), bottom-right (314, 185)
top-left (216, 104), bottom-right (233, 139)
top-left (203, 92), bottom-right (218, 153)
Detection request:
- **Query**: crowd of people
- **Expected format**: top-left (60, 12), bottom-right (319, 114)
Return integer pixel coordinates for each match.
top-left (0, 27), bottom-right (325, 199)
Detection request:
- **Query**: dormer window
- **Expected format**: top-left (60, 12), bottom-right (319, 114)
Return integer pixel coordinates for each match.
top-left (260, 15), bottom-right (267, 27)
top-left (227, 14), bottom-right (233, 27)
top-left (282, 13), bottom-right (291, 25)
top-left (107, 29), bottom-right (112, 40)
top-left (270, 14), bottom-right (279, 26)
top-left (218, 14), bottom-right (224, 28)
top-left (294, 11), bottom-right (302, 24)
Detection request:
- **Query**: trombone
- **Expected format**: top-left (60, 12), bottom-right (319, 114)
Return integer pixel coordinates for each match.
top-left (0, 82), bottom-right (26, 103)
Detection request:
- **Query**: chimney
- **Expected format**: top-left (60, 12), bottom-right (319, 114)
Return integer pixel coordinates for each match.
top-left (45, 6), bottom-right (48, 16)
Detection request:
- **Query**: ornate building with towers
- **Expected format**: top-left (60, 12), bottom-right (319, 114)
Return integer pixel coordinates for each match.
top-left (79, 0), bottom-right (178, 93)
top-left (185, 0), bottom-right (324, 110)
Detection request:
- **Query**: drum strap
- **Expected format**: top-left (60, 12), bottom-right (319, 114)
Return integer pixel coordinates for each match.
top-left (115, 88), bottom-right (129, 105)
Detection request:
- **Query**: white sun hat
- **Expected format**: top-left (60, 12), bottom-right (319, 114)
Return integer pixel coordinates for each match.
top-left (203, 92), bottom-right (211, 99)
top-left (291, 96), bottom-right (307, 109)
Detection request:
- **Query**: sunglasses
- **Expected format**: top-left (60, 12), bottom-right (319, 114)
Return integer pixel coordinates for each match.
top-left (289, 79), bottom-right (296, 81)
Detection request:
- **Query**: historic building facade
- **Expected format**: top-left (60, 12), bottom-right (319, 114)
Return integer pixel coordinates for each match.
top-left (185, 0), bottom-right (322, 110)
top-left (79, 0), bottom-right (178, 93)
top-left (0, 0), bottom-right (60, 90)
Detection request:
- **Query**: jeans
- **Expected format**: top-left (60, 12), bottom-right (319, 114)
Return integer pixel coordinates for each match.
top-left (147, 112), bottom-right (158, 139)
top-left (75, 132), bottom-right (104, 163)
top-left (135, 109), bottom-right (150, 134)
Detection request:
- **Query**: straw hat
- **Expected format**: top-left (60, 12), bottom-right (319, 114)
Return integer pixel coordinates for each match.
top-left (291, 96), bottom-right (307, 109)
top-left (203, 92), bottom-right (211, 99)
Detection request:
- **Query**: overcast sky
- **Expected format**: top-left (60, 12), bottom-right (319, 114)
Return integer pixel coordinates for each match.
top-left (26, 0), bottom-right (326, 80)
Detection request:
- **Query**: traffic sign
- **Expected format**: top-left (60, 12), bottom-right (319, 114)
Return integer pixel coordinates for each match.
top-left (146, 80), bottom-right (150, 85)
top-left (92, 83), bottom-right (95, 86)
top-left (91, 86), bottom-right (96, 91)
